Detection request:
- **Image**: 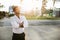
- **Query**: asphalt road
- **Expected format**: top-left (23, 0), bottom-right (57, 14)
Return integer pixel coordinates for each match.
top-left (0, 25), bottom-right (60, 40)
top-left (0, 18), bottom-right (60, 40)
top-left (28, 20), bottom-right (60, 26)
top-left (25, 25), bottom-right (60, 40)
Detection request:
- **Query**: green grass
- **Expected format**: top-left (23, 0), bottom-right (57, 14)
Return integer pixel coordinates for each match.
top-left (27, 16), bottom-right (60, 20)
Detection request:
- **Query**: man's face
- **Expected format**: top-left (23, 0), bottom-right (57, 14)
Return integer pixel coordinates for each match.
top-left (13, 7), bottom-right (20, 15)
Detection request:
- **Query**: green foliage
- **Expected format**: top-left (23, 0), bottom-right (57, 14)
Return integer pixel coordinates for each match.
top-left (9, 14), bottom-right (14, 17)
top-left (0, 5), bottom-right (4, 8)
top-left (46, 9), bottom-right (53, 14)
top-left (0, 11), bottom-right (9, 19)
top-left (0, 11), bottom-right (5, 19)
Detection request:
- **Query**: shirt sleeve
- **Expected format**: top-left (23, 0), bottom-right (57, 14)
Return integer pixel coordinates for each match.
top-left (11, 19), bottom-right (19, 28)
top-left (23, 16), bottom-right (28, 27)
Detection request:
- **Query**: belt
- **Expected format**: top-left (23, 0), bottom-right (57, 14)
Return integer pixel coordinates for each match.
top-left (13, 32), bottom-right (24, 35)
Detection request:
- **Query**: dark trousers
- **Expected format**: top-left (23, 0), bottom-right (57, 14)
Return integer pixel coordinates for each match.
top-left (12, 32), bottom-right (25, 40)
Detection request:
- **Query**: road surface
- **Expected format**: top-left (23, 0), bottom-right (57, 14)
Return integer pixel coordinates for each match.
top-left (0, 25), bottom-right (60, 40)
top-left (0, 18), bottom-right (60, 40)
top-left (25, 25), bottom-right (60, 40)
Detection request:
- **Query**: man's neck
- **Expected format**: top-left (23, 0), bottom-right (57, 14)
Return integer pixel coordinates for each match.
top-left (16, 14), bottom-right (20, 19)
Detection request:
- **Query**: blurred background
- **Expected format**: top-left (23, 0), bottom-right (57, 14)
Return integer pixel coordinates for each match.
top-left (0, 0), bottom-right (60, 40)
top-left (0, 0), bottom-right (60, 19)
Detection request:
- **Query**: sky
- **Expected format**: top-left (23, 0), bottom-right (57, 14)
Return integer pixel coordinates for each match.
top-left (54, 1), bottom-right (60, 8)
top-left (0, 0), bottom-right (21, 11)
top-left (46, 0), bottom-right (53, 9)
top-left (0, 0), bottom-right (60, 12)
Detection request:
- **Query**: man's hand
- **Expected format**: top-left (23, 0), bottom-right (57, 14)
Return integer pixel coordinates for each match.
top-left (19, 22), bottom-right (24, 28)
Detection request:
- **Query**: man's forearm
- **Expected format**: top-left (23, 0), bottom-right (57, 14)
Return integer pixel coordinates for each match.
top-left (19, 24), bottom-right (24, 28)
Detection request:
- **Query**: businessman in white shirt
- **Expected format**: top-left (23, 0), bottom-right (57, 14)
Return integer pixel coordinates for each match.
top-left (11, 6), bottom-right (28, 40)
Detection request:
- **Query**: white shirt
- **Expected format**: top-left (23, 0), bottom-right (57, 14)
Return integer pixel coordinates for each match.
top-left (11, 15), bottom-right (28, 34)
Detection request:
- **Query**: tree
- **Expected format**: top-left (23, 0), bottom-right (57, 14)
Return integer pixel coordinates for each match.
top-left (0, 3), bottom-right (4, 8)
top-left (41, 0), bottom-right (47, 16)
top-left (53, 0), bottom-right (56, 6)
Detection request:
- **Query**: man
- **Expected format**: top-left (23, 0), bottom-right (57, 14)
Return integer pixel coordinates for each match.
top-left (11, 6), bottom-right (28, 40)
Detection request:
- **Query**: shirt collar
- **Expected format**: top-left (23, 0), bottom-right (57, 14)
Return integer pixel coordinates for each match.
top-left (14, 15), bottom-right (22, 19)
